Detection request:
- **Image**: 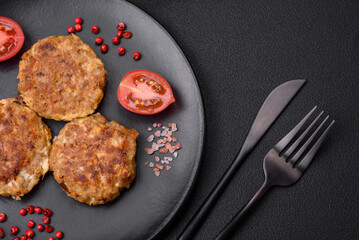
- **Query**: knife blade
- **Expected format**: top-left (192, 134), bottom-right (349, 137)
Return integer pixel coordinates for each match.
top-left (177, 79), bottom-right (306, 240)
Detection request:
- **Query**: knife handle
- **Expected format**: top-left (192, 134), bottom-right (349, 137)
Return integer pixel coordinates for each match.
top-left (177, 149), bottom-right (249, 240)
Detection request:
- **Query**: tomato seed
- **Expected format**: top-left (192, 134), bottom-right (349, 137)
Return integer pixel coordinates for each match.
top-left (100, 44), bottom-right (108, 53)
top-left (67, 26), bottom-right (75, 34)
top-left (75, 24), bottom-right (82, 32)
top-left (75, 17), bottom-right (83, 24)
top-left (91, 26), bottom-right (99, 34)
top-left (95, 37), bottom-right (103, 45)
top-left (117, 22), bottom-right (126, 30)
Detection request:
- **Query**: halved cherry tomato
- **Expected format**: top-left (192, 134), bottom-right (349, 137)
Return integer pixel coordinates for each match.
top-left (0, 17), bottom-right (25, 62)
top-left (117, 70), bottom-right (175, 115)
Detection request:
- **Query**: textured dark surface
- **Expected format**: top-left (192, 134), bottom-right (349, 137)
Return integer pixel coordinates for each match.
top-left (1, 0), bottom-right (359, 240)
top-left (123, 1), bottom-right (358, 240)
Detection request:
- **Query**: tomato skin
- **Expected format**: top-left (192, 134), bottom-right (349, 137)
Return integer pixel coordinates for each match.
top-left (0, 17), bottom-right (24, 62)
top-left (117, 70), bottom-right (175, 115)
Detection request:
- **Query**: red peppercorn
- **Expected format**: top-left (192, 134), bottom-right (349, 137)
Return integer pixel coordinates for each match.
top-left (75, 24), bottom-right (82, 32)
top-left (68, 26), bottom-right (75, 34)
top-left (123, 32), bottom-right (132, 39)
top-left (21, 235), bottom-right (27, 240)
top-left (26, 206), bottom-right (34, 214)
top-left (42, 216), bottom-right (50, 224)
top-left (13, 237), bottom-right (20, 240)
top-left (100, 44), bottom-right (109, 53)
top-left (37, 224), bottom-right (44, 232)
top-left (19, 208), bottom-right (27, 216)
top-left (118, 47), bottom-right (125, 55)
top-left (27, 220), bottom-right (35, 228)
top-left (34, 206), bottom-right (42, 214)
top-left (26, 229), bottom-right (34, 238)
top-left (117, 22), bottom-right (126, 30)
top-left (112, 36), bottom-right (120, 45)
top-left (43, 208), bottom-right (52, 217)
top-left (116, 30), bottom-right (123, 38)
top-left (133, 52), bottom-right (141, 60)
top-left (91, 26), bottom-right (99, 34)
top-left (45, 225), bottom-right (53, 233)
top-left (0, 213), bottom-right (6, 222)
top-left (49, 237), bottom-right (55, 240)
top-left (95, 37), bottom-right (103, 45)
top-left (75, 17), bottom-right (83, 24)
top-left (27, 238), bottom-right (33, 240)
top-left (55, 231), bottom-right (64, 239)
top-left (10, 226), bottom-right (19, 235)
top-left (0, 228), bottom-right (4, 238)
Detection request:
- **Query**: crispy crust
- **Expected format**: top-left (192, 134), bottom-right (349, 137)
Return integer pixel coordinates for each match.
top-left (49, 113), bottom-right (138, 205)
top-left (18, 35), bottom-right (107, 121)
top-left (0, 97), bottom-right (51, 199)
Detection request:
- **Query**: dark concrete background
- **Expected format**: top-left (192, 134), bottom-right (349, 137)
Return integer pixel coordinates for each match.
top-left (127, 1), bottom-right (359, 239)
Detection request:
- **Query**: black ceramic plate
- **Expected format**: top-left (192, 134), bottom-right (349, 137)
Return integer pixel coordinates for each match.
top-left (0, 0), bottom-right (204, 239)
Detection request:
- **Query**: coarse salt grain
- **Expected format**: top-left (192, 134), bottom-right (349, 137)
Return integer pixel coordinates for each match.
top-left (155, 171), bottom-right (160, 176)
top-left (166, 166), bottom-right (172, 171)
top-left (153, 123), bottom-right (157, 128)
top-left (155, 156), bottom-right (160, 162)
top-left (147, 135), bottom-right (154, 142)
top-left (149, 162), bottom-right (154, 167)
top-left (154, 130), bottom-right (161, 137)
top-left (173, 152), bottom-right (178, 158)
top-left (148, 127), bottom-right (152, 131)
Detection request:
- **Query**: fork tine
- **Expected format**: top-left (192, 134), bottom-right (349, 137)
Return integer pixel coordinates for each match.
top-left (289, 115), bottom-right (329, 164)
top-left (296, 120), bottom-right (335, 171)
top-left (274, 106), bottom-right (317, 152)
top-left (282, 111), bottom-right (323, 158)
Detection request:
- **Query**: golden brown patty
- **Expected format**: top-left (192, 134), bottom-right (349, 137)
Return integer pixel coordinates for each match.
top-left (49, 113), bottom-right (138, 205)
top-left (0, 97), bottom-right (51, 199)
top-left (18, 35), bottom-right (107, 121)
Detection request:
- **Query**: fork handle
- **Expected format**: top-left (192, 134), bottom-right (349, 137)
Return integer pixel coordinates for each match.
top-left (214, 181), bottom-right (272, 240)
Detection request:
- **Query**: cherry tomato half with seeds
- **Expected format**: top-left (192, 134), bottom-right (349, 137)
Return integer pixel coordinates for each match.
top-left (0, 17), bottom-right (24, 62)
top-left (117, 70), bottom-right (175, 115)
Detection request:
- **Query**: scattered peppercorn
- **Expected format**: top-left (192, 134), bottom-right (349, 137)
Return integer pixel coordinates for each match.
top-left (19, 208), bottom-right (27, 216)
top-left (112, 36), bottom-right (120, 45)
top-left (43, 208), bottom-right (52, 217)
top-left (21, 235), bottom-right (27, 240)
top-left (26, 206), bottom-right (34, 214)
top-left (75, 17), bottom-right (83, 25)
top-left (133, 52), bottom-right (141, 60)
top-left (118, 47), bottom-right (125, 55)
top-left (91, 26), bottom-right (99, 34)
top-left (117, 22), bottom-right (126, 31)
top-left (10, 226), bottom-right (19, 235)
top-left (42, 216), bottom-right (50, 225)
top-left (0, 213), bottom-right (6, 222)
top-left (27, 220), bottom-right (35, 228)
top-left (37, 224), bottom-right (44, 232)
top-left (116, 30), bottom-right (123, 38)
top-left (34, 207), bottom-right (42, 214)
top-left (0, 228), bottom-right (4, 238)
top-left (100, 44), bottom-right (109, 53)
top-left (67, 26), bottom-right (75, 34)
top-left (13, 237), bottom-right (20, 240)
top-left (26, 229), bottom-right (34, 238)
top-left (95, 37), bottom-right (103, 45)
top-left (123, 31), bottom-right (132, 39)
top-left (75, 24), bottom-right (82, 32)
top-left (49, 237), bottom-right (55, 240)
top-left (45, 225), bottom-right (53, 233)
top-left (55, 231), bottom-right (64, 239)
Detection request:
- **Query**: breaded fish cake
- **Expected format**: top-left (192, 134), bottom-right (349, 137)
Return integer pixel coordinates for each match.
top-left (49, 113), bottom-right (138, 205)
top-left (0, 97), bottom-right (51, 199)
top-left (18, 35), bottom-right (106, 121)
